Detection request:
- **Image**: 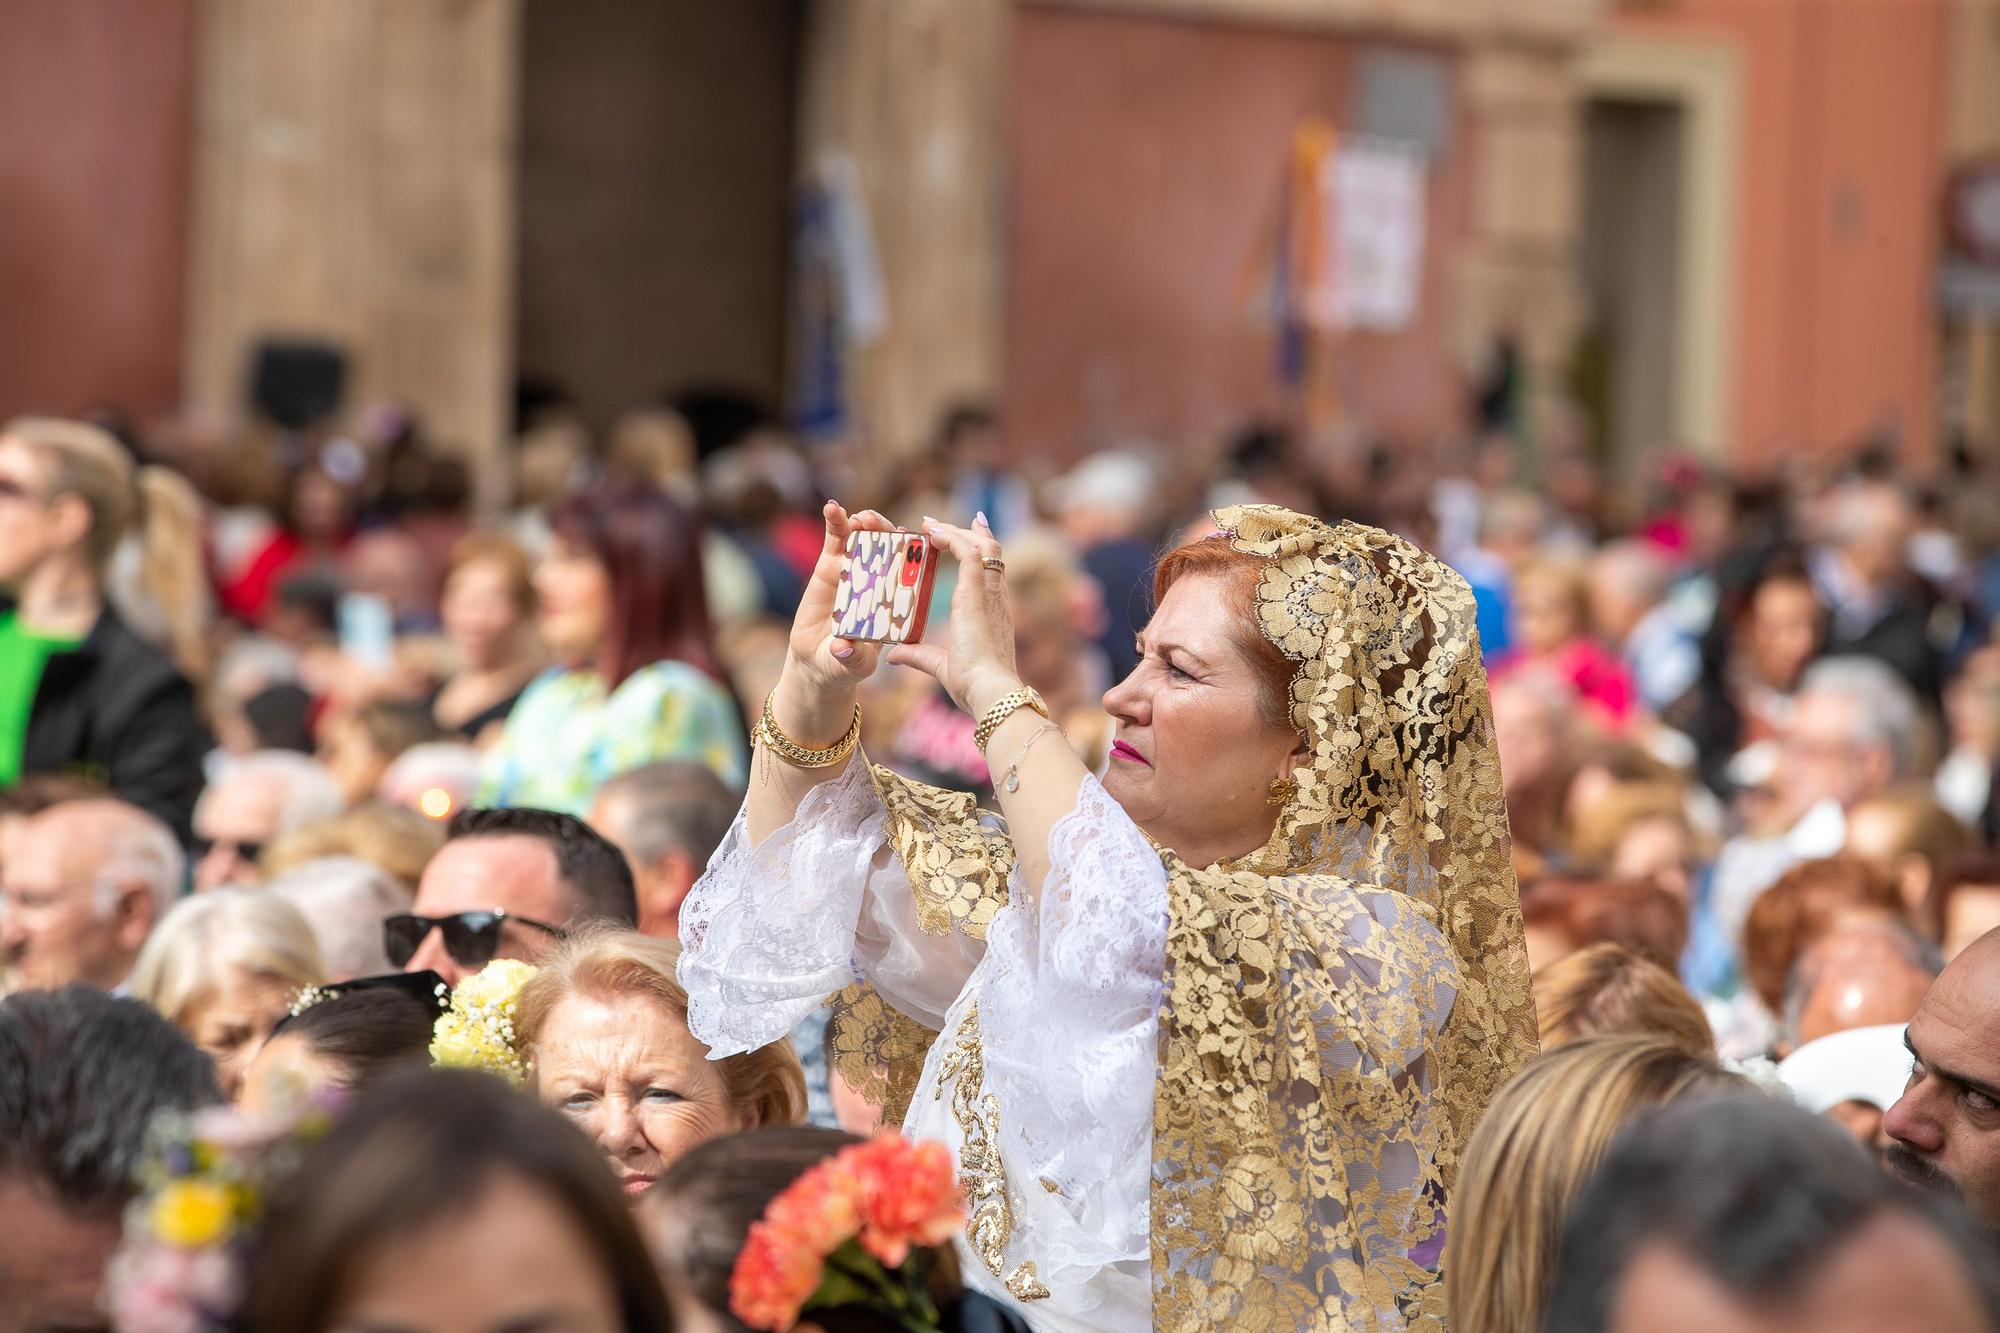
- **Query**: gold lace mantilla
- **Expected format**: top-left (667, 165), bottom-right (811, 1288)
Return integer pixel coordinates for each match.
top-left (834, 505), bottom-right (1536, 1330)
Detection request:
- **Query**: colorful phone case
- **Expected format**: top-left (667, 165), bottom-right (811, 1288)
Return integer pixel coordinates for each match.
top-left (832, 529), bottom-right (938, 644)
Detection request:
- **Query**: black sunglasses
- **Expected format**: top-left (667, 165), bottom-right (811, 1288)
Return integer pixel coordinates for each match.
top-left (193, 836), bottom-right (265, 864)
top-left (382, 910), bottom-right (564, 970)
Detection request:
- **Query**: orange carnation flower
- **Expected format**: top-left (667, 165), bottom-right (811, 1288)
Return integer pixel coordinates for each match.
top-left (731, 1219), bottom-right (825, 1332)
top-left (728, 1133), bottom-right (969, 1332)
top-left (764, 1157), bottom-right (864, 1255)
top-left (847, 1135), bottom-right (965, 1266)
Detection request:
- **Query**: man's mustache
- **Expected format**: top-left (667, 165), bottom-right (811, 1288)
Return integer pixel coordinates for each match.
top-left (1885, 1143), bottom-right (1962, 1198)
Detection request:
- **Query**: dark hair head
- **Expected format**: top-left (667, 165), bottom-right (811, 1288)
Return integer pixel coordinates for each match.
top-left (546, 483), bottom-right (719, 689)
top-left (646, 1127), bottom-right (988, 1333)
top-left (245, 1067), bottom-right (672, 1333)
top-left (593, 760), bottom-right (740, 870)
top-left (647, 1126), bottom-right (864, 1329)
top-left (935, 401), bottom-right (999, 453)
top-left (346, 698), bottom-right (447, 762)
top-left (268, 988), bottom-right (437, 1094)
top-left (0, 986), bottom-right (221, 1214)
top-left (243, 682), bottom-right (318, 754)
top-left (1543, 1096), bottom-right (2000, 1331)
top-left (447, 806), bottom-right (638, 927)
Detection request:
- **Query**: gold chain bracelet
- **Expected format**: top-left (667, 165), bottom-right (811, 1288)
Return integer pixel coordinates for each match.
top-left (757, 693), bottom-right (862, 769)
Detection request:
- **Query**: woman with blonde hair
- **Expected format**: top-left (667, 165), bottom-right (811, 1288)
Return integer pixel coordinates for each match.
top-left (258, 800), bottom-right (446, 891)
top-left (515, 928), bottom-right (807, 1198)
top-left (1532, 942), bottom-right (1715, 1056)
top-left (1491, 558), bottom-right (1637, 729)
top-left (128, 887), bottom-right (326, 1098)
top-left (1446, 1036), bottom-right (1744, 1333)
top-left (0, 418), bottom-right (209, 838)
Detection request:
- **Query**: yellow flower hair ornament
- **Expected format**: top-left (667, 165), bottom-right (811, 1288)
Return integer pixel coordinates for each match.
top-left (429, 959), bottom-right (538, 1086)
top-left (108, 1102), bottom-right (336, 1333)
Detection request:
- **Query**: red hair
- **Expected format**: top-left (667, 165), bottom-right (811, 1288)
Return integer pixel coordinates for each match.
top-left (1520, 877), bottom-right (1690, 974)
top-left (1152, 536), bottom-right (1297, 733)
top-left (1741, 854), bottom-right (1905, 1013)
top-left (547, 484), bottom-right (722, 689)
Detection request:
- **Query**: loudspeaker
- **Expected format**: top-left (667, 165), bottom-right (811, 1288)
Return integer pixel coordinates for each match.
top-left (247, 337), bottom-right (348, 430)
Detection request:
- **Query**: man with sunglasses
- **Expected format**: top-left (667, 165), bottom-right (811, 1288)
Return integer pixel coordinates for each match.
top-left (191, 749), bottom-right (342, 891)
top-left (388, 806), bottom-right (637, 988)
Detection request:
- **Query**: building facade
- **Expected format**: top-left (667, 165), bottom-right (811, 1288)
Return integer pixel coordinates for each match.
top-left (3, 0), bottom-right (1991, 481)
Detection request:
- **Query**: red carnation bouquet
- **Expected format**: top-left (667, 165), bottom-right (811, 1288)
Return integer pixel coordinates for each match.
top-left (730, 1133), bottom-right (968, 1333)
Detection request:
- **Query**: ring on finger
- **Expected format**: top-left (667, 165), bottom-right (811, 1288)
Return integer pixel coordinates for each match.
top-left (981, 557), bottom-right (1006, 573)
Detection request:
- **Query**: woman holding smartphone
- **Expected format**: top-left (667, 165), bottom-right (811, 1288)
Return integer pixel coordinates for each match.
top-left (478, 484), bottom-right (745, 814)
top-left (680, 501), bottom-right (1537, 1332)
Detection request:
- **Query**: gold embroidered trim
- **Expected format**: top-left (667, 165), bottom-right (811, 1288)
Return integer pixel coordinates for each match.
top-left (824, 981), bottom-right (936, 1128)
top-left (870, 764), bottom-right (1013, 938)
top-left (934, 1004), bottom-right (1048, 1301)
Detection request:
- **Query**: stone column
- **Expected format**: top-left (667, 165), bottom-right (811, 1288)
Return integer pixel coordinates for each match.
top-left (1457, 21), bottom-right (1590, 457)
top-left (797, 0), bottom-right (1010, 458)
top-left (185, 0), bottom-right (519, 504)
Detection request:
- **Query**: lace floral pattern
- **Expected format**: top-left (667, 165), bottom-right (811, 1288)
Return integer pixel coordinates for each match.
top-left (870, 763), bottom-right (1015, 938)
top-left (684, 505), bottom-right (1535, 1332)
top-left (907, 773), bottom-right (1167, 1330)
top-left (679, 754), bottom-right (980, 1078)
top-left (1139, 506), bottom-right (1535, 1330)
top-left (1215, 506), bottom-right (1535, 1171)
top-left (978, 777), bottom-right (1164, 1202)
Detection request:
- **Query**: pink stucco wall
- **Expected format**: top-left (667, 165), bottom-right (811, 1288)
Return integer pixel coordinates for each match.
top-left (0, 0), bottom-right (198, 423)
top-left (1003, 6), bottom-right (1475, 462)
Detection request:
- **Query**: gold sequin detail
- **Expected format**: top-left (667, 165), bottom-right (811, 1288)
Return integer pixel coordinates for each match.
top-left (1006, 1263), bottom-right (1052, 1302)
top-left (933, 1004), bottom-right (1047, 1301)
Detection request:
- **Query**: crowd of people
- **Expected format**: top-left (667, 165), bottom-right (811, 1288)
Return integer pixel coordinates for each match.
top-left (5, 390), bottom-right (2000, 1332)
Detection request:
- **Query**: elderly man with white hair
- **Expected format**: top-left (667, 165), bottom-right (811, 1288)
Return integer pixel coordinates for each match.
top-left (0, 797), bottom-right (183, 991)
top-left (264, 855), bottom-right (415, 980)
top-left (1711, 656), bottom-right (1925, 953)
top-left (191, 749), bottom-right (343, 891)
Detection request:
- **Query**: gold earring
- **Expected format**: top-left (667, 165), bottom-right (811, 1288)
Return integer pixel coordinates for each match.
top-left (1267, 775), bottom-right (1298, 807)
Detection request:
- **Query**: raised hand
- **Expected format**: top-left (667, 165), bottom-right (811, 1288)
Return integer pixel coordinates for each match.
top-left (887, 514), bottom-right (1025, 721)
top-left (771, 502), bottom-right (896, 746)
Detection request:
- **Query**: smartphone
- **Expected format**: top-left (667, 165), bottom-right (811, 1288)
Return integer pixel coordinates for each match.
top-left (832, 528), bottom-right (940, 644)
top-left (336, 592), bottom-right (396, 671)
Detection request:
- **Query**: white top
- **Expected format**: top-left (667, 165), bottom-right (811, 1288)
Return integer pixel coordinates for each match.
top-left (679, 756), bottom-right (1167, 1332)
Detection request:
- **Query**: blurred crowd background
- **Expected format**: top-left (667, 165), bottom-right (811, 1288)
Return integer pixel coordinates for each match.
top-left (10, 1), bottom-right (2000, 1329)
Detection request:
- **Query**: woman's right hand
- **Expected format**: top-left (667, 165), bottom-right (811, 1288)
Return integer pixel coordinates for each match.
top-left (770, 502), bottom-right (893, 745)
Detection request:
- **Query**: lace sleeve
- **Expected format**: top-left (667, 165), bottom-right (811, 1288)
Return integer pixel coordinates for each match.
top-left (678, 755), bottom-right (984, 1058)
top-left (977, 775), bottom-right (1169, 1284)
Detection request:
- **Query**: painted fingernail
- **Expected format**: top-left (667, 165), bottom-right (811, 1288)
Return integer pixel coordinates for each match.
top-left (831, 642), bottom-right (855, 661)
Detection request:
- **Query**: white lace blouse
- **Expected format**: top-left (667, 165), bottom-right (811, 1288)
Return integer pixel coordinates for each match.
top-left (678, 755), bottom-right (1168, 1333)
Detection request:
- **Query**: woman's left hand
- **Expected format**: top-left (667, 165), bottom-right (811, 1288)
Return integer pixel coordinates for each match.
top-left (887, 515), bottom-right (1025, 719)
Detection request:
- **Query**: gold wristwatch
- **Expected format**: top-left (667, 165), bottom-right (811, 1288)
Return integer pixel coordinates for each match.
top-left (973, 686), bottom-right (1051, 755)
